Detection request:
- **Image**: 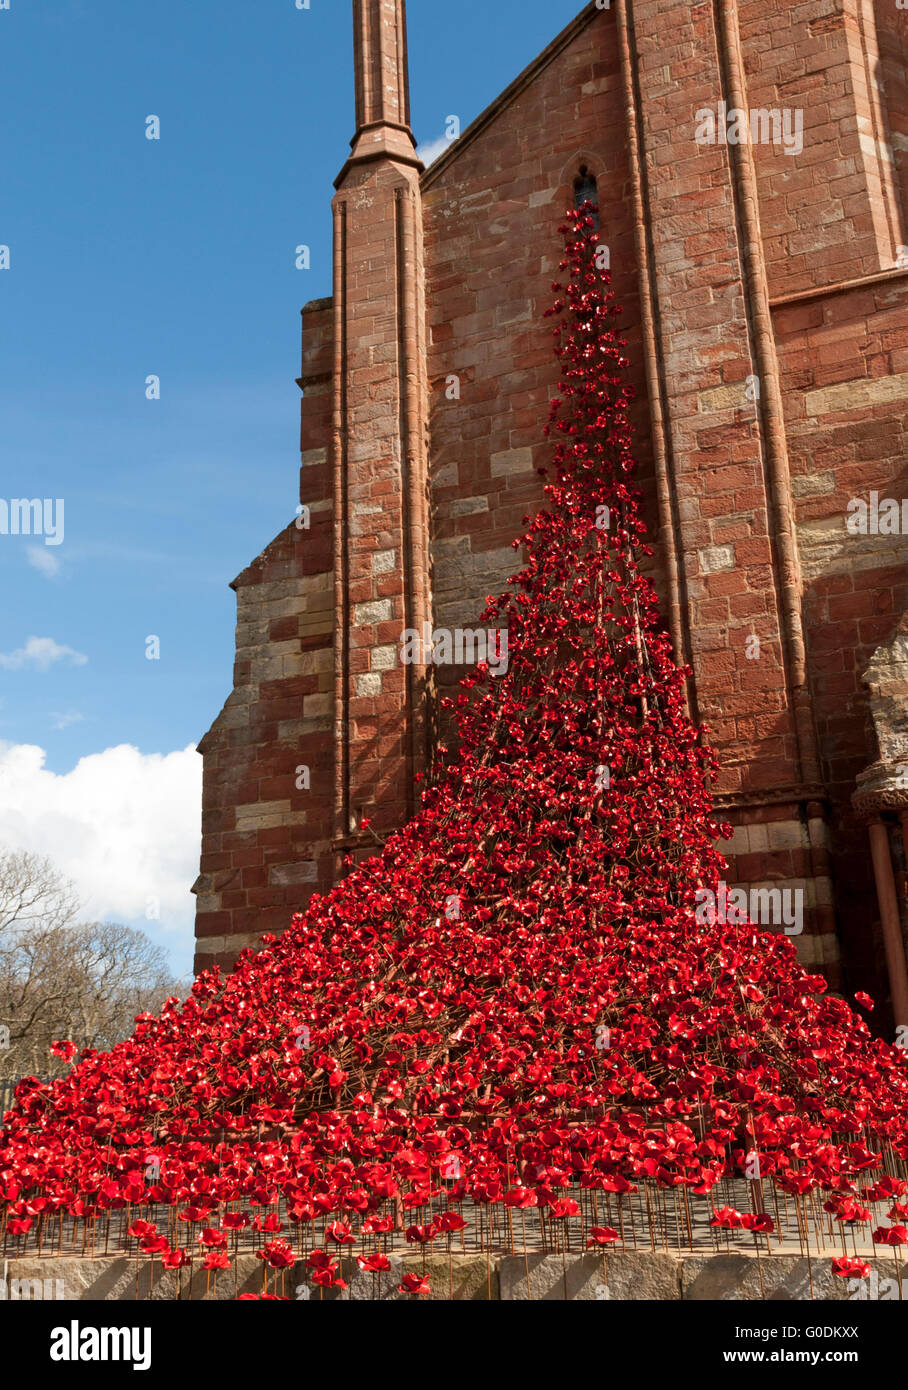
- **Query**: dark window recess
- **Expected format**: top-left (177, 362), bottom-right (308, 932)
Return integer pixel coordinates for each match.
top-left (573, 166), bottom-right (598, 213)
top-left (570, 166), bottom-right (597, 230)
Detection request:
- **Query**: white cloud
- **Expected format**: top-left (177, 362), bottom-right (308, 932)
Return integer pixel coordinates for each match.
top-left (417, 134), bottom-right (452, 167)
top-left (0, 742), bottom-right (201, 969)
top-left (0, 637), bottom-right (87, 671)
top-left (26, 547), bottom-right (62, 579)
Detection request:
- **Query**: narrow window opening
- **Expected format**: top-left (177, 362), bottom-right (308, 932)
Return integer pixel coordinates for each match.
top-left (574, 165), bottom-right (598, 208)
top-left (573, 165), bottom-right (600, 229)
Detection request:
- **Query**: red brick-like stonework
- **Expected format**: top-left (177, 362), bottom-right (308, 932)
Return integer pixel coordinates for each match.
top-left (194, 0), bottom-right (908, 1027)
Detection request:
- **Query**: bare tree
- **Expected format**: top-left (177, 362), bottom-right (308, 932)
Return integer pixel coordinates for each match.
top-left (0, 849), bottom-right (78, 934)
top-left (0, 850), bottom-right (185, 1082)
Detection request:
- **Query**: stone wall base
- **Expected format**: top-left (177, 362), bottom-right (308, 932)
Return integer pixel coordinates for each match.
top-left (2, 1251), bottom-right (902, 1301)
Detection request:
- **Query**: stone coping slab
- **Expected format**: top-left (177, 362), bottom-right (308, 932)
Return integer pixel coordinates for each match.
top-left (1, 1251), bottom-right (904, 1301)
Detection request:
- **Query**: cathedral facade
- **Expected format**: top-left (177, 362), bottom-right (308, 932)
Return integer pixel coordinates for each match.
top-left (193, 0), bottom-right (908, 1027)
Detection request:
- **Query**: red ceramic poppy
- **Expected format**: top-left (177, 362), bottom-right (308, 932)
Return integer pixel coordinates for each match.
top-left (357, 1253), bottom-right (391, 1273)
top-left (202, 1252), bottom-right (231, 1271)
top-left (586, 1227), bottom-right (619, 1247)
top-left (0, 205), bottom-right (906, 1306)
top-left (398, 1273), bottom-right (431, 1296)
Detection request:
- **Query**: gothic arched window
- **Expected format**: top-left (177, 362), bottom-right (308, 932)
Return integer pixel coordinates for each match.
top-left (573, 165), bottom-right (600, 228)
top-left (574, 165), bottom-right (597, 207)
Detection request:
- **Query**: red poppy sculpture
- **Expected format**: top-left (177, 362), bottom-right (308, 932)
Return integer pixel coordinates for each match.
top-left (1, 208), bottom-right (907, 1294)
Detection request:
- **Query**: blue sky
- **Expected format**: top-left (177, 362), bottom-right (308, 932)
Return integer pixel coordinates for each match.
top-left (0, 0), bottom-right (584, 971)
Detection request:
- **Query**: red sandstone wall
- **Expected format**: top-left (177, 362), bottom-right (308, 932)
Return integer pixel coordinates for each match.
top-left (622, 0), bottom-right (804, 801)
top-left (739, 0), bottom-right (905, 293)
top-left (194, 0), bottom-right (908, 1017)
top-left (421, 11), bottom-right (658, 723)
top-left (872, 0), bottom-right (908, 235)
top-left (193, 301), bottom-right (336, 972)
top-left (775, 274), bottom-right (908, 996)
top-left (421, 1), bottom-right (908, 1003)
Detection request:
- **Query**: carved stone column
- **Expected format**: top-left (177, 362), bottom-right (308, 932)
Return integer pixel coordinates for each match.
top-left (852, 615), bottom-right (908, 1025)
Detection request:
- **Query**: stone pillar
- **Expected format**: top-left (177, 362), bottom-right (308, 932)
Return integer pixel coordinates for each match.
top-left (865, 817), bottom-right (908, 1027)
top-left (853, 614), bottom-right (908, 1025)
top-left (330, 0), bottom-right (429, 865)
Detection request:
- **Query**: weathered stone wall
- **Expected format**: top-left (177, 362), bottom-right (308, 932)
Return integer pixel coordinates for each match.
top-left (419, 0), bottom-right (908, 999)
top-left (192, 300), bottom-right (336, 973)
top-left (5, 1250), bottom-right (903, 1301)
top-left (194, 0), bottom-right (908, 1013)
top-left (741, 0), bottom-right (907, 291)
top-left (421, 7), bottom-right (657, 714)
top-left (775, 273), bottom-right (908, 1002)
top-left (873, 0), bottom-right (908, 229)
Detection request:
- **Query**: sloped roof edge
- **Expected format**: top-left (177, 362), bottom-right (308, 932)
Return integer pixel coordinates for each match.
top-left (420, 2), bottom-right (602, 190)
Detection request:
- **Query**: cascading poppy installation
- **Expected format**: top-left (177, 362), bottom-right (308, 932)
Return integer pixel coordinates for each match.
top-left (1, 208), bottom-right (907, 1301)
